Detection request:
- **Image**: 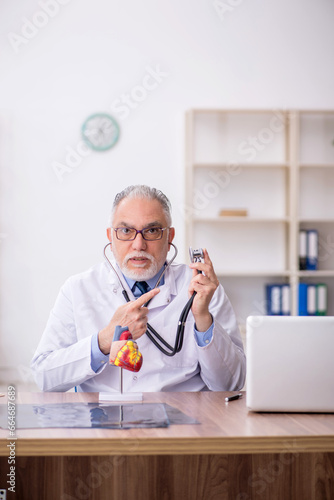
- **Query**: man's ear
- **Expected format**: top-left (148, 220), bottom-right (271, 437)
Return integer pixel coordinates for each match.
top-left (168, 227), bottom-right (175, 250)
top-left (106, 228), bottom-right (112, 242)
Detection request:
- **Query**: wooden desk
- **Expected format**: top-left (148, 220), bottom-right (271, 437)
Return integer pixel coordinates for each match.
top-left (1, 391), bottom-right (334, 499)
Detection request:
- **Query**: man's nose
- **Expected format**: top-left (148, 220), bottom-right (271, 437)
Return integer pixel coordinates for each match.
top-left (131, 232), bottom-right (147, 250)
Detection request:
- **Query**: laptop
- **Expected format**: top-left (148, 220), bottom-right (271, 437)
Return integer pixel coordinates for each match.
top-left (246, 315), bottom-right (334, 412)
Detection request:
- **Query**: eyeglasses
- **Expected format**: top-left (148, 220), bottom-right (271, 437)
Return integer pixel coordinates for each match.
top-left (113, 226), bottom-right (169, 241)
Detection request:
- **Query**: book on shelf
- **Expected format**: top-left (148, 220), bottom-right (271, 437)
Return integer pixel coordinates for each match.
top-left (307, 230), bottom-right (318, 270)
top-left (299, 229), bottom-right (318, 271)
top-left (298, 282), bottom-right (327, 316)
top-left (219, 208), bottom-right (248, 217)
top-left (265, 284), bottom-right (290, 315)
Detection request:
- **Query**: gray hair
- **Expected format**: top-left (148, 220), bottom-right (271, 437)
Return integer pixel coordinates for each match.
top-left (110, 185), bottom-right (172, 226)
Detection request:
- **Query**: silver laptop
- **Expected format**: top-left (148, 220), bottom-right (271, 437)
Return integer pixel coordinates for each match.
top-left (246, 315), bottom-right (334, 412)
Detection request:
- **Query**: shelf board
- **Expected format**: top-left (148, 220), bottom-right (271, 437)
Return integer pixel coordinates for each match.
top-left (193, 162), bottom-right (289, 169)
top-left (189, 108), bottom-right (289, 115)
top-left (299, 218), bottom-right (334, 223)
top-left (194, 217), bottom-right (290, 223)
top-left (298, 109), bottom-right (334, 114)
top-left (215, 270), bottom-right (334, 278)
top-left (299, 163), bottom-right (334, 169)
top-left (216, 271), bottom-right (291, 277)
top-left (298, 270), bottom-right (334, 277)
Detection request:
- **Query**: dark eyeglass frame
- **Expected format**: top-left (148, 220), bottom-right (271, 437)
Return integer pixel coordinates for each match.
top-left (112, 226), bottom-right (169, 241)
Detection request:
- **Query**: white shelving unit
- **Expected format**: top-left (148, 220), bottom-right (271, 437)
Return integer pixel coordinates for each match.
top-left (185, 109), bottom-right (334, 326)
top-left (296, 110), bottom-right (334, 316)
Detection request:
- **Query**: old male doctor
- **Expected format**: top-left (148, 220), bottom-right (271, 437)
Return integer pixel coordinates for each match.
top-left (31, 185), bottom-right (246, 392)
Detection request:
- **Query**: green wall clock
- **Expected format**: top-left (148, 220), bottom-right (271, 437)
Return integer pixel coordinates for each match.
top-left (81, 113), bottom-right (120, 151)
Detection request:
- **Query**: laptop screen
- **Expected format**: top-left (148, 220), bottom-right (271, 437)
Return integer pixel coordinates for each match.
top-left (246, 316), bottom-right (334, 412)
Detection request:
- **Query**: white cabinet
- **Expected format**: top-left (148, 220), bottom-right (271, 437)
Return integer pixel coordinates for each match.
top-left (185, 109), bottom-right (334, 325)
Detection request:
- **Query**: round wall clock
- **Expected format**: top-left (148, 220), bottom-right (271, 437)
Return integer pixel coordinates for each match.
top-left (81, 113), bottom-right (120, 151)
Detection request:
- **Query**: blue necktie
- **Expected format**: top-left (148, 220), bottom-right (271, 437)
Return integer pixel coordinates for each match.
top-left (134, 281), bottom-right (150, 296)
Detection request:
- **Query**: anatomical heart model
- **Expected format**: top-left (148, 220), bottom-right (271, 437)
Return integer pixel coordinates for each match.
top-left (109, 326), bottom-right (143, 372)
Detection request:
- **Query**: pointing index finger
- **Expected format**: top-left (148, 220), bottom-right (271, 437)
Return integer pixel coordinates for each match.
top-left (134, 287), bottom-right (160, 307)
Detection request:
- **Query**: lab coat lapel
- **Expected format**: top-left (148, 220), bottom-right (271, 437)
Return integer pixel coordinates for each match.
top-left (147, 264), bottom-right (177, 310)
top-left (106, 261), bottom-right (133, 303)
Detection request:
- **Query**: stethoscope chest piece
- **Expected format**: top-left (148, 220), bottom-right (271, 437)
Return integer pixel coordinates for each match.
top-left (189, 247), bottom-right (204, 263)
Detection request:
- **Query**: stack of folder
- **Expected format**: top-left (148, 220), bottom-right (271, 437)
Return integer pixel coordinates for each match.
top-left (299, 229), bottom-right (318, 270)
top-left (298, 283), bottom-right (327, 315)
top-left (266, 283), bottom-right (327, 316)
top-left (265, 284), bottom-right (291, 315)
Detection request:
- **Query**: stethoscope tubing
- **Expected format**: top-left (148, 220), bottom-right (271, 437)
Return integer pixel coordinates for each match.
top-left (144, 291), bottom-right (196, 356)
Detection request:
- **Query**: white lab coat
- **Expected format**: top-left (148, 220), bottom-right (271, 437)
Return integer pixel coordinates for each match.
top-left (31, 260), bottom-right (246, 393)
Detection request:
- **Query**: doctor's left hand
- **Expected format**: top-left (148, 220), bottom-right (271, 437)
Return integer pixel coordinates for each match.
top-left (188, 248), bottom-right (219, 332)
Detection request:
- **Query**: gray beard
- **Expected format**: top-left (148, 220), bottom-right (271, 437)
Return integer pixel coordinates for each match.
top-left (120, 260), bottom-right (159, 281)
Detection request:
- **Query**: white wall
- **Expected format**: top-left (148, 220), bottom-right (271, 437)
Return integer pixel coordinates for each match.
top-left (1, 0), bottom-right (334, 388)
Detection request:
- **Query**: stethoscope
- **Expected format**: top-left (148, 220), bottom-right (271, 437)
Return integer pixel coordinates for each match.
top-left (103, 242), bottom-right (204, 356)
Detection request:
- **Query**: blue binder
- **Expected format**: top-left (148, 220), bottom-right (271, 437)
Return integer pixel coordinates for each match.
top-left (266, 284), bottom-right (282, 315)
top-left (298, 283), bottom-right (308, 316)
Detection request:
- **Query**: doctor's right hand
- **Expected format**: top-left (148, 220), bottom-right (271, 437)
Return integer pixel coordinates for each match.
top-left (97, 288), bottom-right (160, 355)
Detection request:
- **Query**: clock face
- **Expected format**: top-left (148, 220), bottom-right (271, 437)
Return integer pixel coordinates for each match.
top-left (81, 113), bottom-right (120, 151)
